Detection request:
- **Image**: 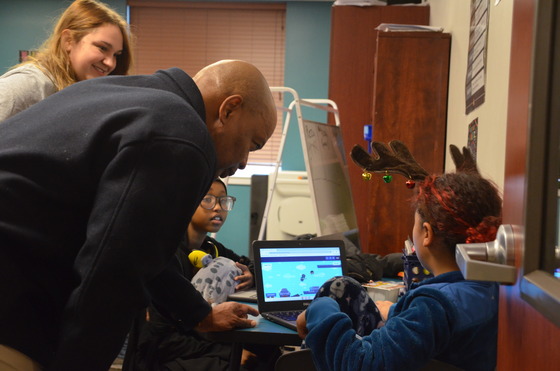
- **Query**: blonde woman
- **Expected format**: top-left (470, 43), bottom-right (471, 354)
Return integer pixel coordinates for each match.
top-left (0, 0), bottom-right (133, 122)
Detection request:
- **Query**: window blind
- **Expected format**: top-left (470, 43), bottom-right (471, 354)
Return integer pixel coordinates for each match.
top-left (129, 1), bottom-right (286, 165)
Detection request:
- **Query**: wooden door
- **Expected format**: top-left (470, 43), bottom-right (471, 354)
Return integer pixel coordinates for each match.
top-left (367, 31), bottom-right (450, 256)
top-left (498, 0), bottom-right (560, 369)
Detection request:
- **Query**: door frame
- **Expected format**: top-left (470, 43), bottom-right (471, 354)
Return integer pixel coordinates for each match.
top-left (498, 0), bottom-right (560, 369)
top-left (515, 0), bottom-right (560, 327)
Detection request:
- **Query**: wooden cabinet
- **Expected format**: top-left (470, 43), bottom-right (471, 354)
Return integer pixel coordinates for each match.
top-left (328, 5), bottom-right (451, 256)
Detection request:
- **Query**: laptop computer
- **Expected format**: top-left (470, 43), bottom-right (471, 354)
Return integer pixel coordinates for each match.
top-left (252, 239), bottom-right (347, 331)
top-left (227, 288), bottom-right (258, 303)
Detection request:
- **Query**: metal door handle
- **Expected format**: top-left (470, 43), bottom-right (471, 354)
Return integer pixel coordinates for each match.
top-left (455, 224), bottom-right (517, 284)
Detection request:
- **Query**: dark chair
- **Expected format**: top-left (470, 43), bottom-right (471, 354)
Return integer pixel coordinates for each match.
top-left (274, 348), bottom-right (316, 371)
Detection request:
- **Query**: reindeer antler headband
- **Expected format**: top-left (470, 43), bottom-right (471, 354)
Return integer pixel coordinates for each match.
top-left (350, 140), bottom-right (479, 188)
top-left (449, 143), bottom-right (479, 174)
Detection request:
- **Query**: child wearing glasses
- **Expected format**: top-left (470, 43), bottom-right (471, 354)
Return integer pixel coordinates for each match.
top-left (125, 179), bottom-right (275, 370)
top-left (187, 179), bottom-right (254, 304)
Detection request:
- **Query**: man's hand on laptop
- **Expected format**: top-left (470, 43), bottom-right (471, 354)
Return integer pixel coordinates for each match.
top-left (195, 302), bottom-right (259, 332)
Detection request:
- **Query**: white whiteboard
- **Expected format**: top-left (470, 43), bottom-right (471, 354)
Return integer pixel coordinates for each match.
top-left (300, 120), bottom-right (358, 236)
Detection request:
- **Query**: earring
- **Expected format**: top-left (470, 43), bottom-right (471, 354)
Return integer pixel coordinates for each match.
top-left (383, 171), bottom-right (392, 183)
top-left (361, 171), bottom-right (372, 181)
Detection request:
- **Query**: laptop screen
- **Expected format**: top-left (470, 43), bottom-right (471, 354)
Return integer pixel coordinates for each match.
top-left (259, 246), bottom-right (344, 303)
top-left (253, 240), bottom-right (347, 311)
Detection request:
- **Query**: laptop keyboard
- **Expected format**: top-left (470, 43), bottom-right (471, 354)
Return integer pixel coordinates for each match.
top-left (271, 310), bottom-right (302, 321)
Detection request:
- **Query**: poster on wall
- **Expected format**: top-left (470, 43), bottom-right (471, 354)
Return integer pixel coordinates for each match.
top-left (468, 118), bottom-right (478, 161)
top-left (465, 0), bottom-right (489, 114)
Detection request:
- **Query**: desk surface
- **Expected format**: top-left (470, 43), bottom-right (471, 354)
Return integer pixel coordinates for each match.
top-left (203, 303), bottom-right (302, 346)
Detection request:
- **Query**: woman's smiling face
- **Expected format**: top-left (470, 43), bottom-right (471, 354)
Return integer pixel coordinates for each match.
top-left (65, 23), bottom-right (123, 81)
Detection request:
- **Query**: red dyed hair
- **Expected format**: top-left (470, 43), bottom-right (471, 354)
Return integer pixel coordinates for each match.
top-left (412, 173), bottom-right (502, 250)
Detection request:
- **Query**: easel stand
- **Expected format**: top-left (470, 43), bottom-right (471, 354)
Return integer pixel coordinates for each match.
top-left (258, 87), bottom-right (341, 241)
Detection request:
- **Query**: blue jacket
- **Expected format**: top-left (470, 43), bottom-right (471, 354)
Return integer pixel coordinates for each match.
top-left (305, 271), bottom-right (498, 371)
top-left (0, 68), bottom-right (216, 370)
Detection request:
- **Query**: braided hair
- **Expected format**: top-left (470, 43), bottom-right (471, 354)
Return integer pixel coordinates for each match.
top-left (412, 172), bottom-right (502, 251)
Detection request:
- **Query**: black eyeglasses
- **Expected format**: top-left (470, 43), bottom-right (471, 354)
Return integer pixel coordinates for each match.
top-left (200, 195), bottom-right (236, 211)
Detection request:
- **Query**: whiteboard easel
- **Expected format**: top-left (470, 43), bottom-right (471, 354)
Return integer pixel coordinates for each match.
top-left (258, 87), bottom-right (342, 241)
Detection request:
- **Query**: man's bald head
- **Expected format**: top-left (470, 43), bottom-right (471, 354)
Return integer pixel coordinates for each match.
top-left (193, 60), bottom-right (277, 178)
top-left (194, 60), bottom-right (275, 120)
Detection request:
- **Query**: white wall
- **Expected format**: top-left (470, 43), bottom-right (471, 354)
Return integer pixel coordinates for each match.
top-left (428, 0), bottom-right (513, 191)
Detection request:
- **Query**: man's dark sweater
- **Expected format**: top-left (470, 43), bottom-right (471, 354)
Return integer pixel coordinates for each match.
top-left (0, 68), bottom-right (215, 370)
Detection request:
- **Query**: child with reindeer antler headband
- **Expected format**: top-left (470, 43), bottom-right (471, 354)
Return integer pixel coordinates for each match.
top-left (296, 141), bottom-right (502, 371)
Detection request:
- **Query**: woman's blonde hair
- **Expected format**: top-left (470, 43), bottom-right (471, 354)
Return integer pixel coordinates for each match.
top-left (24, 0), bottom-right (134, 90)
